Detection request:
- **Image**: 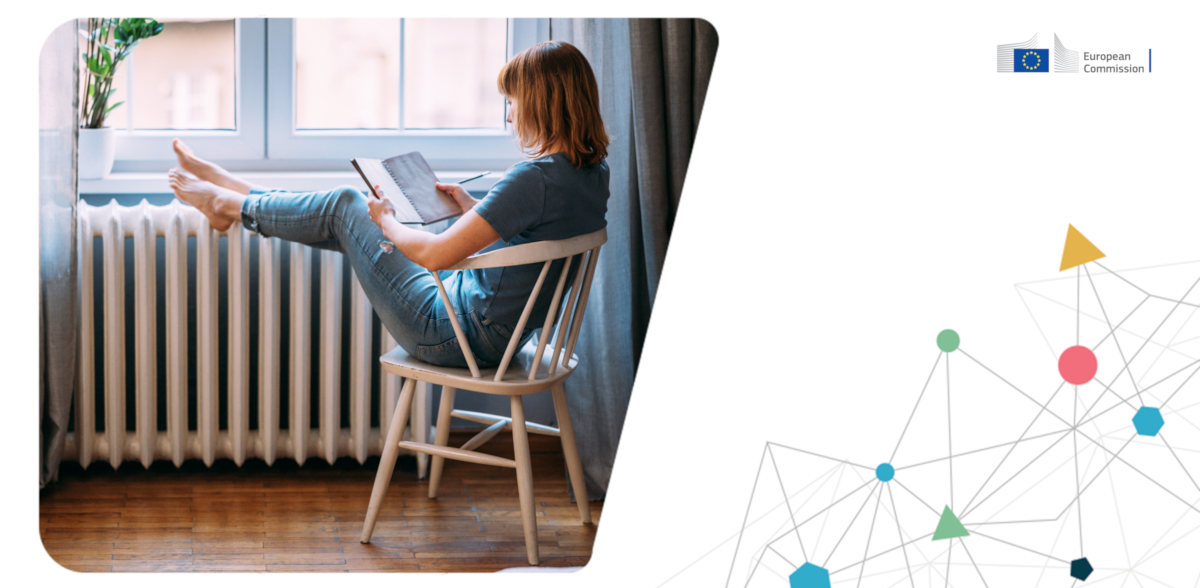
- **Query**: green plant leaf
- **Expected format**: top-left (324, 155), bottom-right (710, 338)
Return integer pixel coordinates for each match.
top-left (99, 46), bottom-right (114, 72)
top-left (86, 56), bottom-right (107, 76)
top-left (104, 101), bottom-right (125, 115)
top-left (114, 20), bottom-right (130, 43)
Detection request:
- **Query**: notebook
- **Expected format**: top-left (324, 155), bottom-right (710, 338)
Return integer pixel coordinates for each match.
top-left (351, 152), bottom-right (463, 225)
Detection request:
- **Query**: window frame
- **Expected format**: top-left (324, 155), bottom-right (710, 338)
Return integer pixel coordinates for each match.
top-left (266, 18), bottom-right (546, 169)
top-left (111, 17), bottom-right (549, 171)
top-left (114, 18), bottom-right (266, 161)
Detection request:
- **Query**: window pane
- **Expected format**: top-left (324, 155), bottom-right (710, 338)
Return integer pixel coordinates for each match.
top-left (130, 19), bottom-right (236, 130)
top-left (295, 19), bottom-right (401, 130)
top-left (403, 19), bottom-right (507, 130)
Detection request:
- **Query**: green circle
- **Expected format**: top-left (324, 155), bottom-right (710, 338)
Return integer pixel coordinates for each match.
top-left (937, 329), bottom-right (960, 353)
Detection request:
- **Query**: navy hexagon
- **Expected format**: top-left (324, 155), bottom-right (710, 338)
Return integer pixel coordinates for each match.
top-left (789, 562), bottom-right (831, 588)
top-left (1133, 407), bottom-right (1165, 436)
top-left (1070, 557), bottom-right (1094, 581)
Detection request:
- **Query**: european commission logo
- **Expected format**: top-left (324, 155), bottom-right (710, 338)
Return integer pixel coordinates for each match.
top-left (997, 34), bottom-right (1077, 73)
top-left (997, 33), bottom-right (1148, 74)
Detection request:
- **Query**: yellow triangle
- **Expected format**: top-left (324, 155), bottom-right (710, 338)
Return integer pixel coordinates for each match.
top-left (1060, 225), bottom-right (1106, 271)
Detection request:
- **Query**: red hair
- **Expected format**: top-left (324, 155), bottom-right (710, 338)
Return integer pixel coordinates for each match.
top-left (497, 41), bottom-right (609, 167)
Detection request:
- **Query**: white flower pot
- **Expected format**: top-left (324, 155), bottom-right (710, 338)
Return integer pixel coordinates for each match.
top-left (78, 126), bottom-right (115, 180)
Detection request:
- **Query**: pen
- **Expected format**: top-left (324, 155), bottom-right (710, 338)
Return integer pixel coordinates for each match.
top-left (453, 172), bottom-right (489, 185)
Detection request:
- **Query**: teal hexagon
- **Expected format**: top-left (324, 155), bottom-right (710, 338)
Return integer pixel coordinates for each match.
top-left (789, 563), bottom-right (831, 588)
top-left (1132, 407), bottom-right (1164, 437)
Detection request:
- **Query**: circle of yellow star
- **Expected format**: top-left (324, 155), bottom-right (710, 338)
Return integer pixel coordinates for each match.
top-left (1022, 51), bottom-right (1041, 71)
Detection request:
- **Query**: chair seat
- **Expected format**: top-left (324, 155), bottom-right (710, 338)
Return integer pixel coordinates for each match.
top-left (380, 340), bottom-right (578, 396)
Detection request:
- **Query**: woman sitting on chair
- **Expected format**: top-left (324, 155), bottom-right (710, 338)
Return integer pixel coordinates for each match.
top-left (167, 41), bottom-right (609, 368)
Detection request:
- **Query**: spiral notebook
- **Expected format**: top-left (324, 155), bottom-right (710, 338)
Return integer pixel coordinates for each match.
top-left (351, 152), bottom-right (463, 225)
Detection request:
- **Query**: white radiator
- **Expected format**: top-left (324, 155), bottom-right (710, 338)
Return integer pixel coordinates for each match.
top-left (64, 200), bottom-right (432, 472)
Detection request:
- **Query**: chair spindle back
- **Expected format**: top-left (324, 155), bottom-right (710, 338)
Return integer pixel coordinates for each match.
top-left (428, 229), bottom-right (606, 382)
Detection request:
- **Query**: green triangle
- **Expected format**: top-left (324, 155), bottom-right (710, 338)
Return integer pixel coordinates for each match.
top-left (932, 506), bottom-right (969, 541)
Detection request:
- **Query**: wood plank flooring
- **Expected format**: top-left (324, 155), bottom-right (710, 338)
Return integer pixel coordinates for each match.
top-left (40, 432), bottom-right (601, 573)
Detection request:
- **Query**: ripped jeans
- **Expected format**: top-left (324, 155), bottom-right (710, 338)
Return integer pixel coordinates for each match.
top-left (241, 185), bottom-right (516, 368)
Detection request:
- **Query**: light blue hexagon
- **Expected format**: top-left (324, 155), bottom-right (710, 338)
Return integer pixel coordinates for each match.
top-left (1133, 407), bottom-right (1164, 437)
top-left (789, 562), bottom-right (831, 588)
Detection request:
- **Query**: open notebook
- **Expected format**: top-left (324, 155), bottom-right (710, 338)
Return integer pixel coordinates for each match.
top-left (351, 152), bottom-right (462, 225)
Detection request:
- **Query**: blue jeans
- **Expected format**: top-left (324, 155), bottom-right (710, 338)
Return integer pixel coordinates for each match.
top-left (241, 185), bottom-right (516, 368)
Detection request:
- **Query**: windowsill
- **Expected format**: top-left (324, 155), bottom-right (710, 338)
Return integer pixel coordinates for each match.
top-left (80, 171), bottom-right (502, 195)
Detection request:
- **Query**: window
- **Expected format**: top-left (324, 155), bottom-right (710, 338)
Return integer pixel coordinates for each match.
top-left (294, 19), bottom-right (401, 130)
top-left (402, 19), bottom-right (508, 130)
top-left (111, 18), bottom-right (548, 170)
top-left (113, 18), bottom-right (264, 162)
top-left (292, 19), bottom-right (507, 131)
top-left (112, 18), bottom-right (236, 130)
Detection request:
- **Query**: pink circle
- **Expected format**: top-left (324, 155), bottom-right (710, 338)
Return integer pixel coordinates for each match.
top-left (1059, 346), bottom-right (1098, 385)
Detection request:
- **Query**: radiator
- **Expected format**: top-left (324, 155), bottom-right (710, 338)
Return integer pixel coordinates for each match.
top-left (64, 200), bottom-right (432, 472)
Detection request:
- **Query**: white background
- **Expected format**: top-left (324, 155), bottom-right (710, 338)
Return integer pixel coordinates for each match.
top-left (7, 1), bottom-right (1200, 586)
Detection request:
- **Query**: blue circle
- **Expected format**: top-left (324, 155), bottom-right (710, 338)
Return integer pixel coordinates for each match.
top-left (876, 463), bottom-right (895, 482)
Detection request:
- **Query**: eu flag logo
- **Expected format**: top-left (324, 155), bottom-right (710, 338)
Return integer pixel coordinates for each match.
top-left (1014, 49), bottom-right (1049, 72)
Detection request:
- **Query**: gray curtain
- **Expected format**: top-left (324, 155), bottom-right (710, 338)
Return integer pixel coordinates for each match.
top-left (550, 18), bottom-right (718, 499)
top-left (40, 20), bottom-right (79, 488)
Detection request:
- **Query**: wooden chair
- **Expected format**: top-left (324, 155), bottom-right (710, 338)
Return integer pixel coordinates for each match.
top-left (359, 228), bottom-right (606, 565)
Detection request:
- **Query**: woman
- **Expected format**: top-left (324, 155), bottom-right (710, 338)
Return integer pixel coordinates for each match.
top-left (167, 41), bottom-right (609, 368)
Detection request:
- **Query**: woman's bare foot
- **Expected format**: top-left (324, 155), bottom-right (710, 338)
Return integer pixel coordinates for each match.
top-left (168, 168), bottom-right (239, 232)
top-left (172, 139), bottom-right (253, 195)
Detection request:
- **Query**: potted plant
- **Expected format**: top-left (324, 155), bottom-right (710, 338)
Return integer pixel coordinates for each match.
top-left (79, 18), bottom-right (163, 179)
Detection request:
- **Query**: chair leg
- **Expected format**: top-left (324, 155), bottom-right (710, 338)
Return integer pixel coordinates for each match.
top-left (552, 384), bottom-right (592, 524)
top-left (414, 381), bottom-right (431, 479)
top-left (510, 395), bottom-right (540, 565)
top-left (428, 387), bottom-right (457, 498)
top-left (360, 377), bottom-right (416, 544)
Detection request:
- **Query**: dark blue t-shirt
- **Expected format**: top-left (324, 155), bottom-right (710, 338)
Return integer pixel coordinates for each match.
top-left (460, 153), bottom-right (609, 331)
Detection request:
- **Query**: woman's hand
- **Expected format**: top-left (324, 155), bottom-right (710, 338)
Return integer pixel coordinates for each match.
top-left (436, 182), bottom-right (480, 212)
top-left (366, 184), bottom-right (397, 229)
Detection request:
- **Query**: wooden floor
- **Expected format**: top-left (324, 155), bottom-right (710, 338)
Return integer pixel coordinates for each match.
top-left (40, 432), bottom-right (601, 573)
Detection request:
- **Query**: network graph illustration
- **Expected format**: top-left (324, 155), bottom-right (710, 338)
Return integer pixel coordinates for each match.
top-left (685, 226), bottom-right (1200, 588)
